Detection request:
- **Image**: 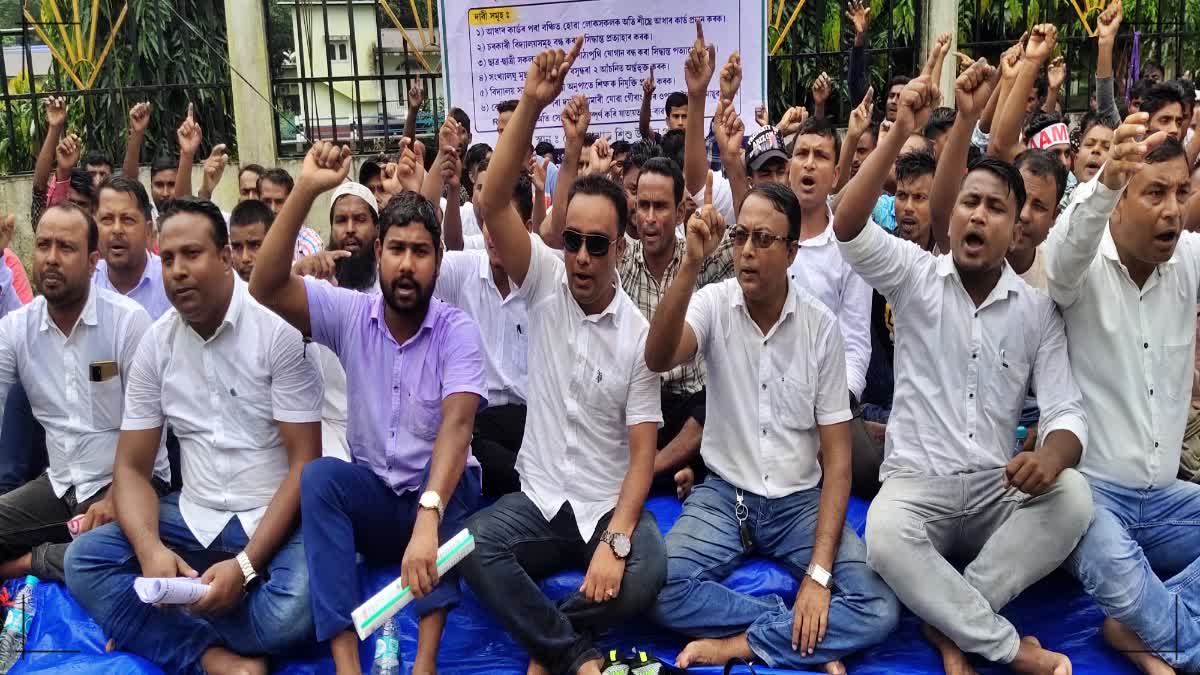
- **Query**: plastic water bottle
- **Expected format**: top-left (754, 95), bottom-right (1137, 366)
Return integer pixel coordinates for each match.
top-left (0, 575), bottom-right (39, 674)
top-left (370, 616), bottom-right (400, 675)
top-left (1013, 426), bottom-right (1028, 455)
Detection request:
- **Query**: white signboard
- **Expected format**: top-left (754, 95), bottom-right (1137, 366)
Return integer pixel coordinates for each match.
top-left (438, 0), bottom-right (767, 148)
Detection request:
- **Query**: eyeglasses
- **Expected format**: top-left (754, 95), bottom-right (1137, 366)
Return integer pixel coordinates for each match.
top-left (729, 225), bottom-right (791, 249)
top-left (562, 229), bottom-right (617, 257)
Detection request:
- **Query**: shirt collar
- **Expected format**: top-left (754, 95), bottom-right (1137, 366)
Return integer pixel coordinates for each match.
top-left (102, 252), bottom-right (158, 292)
top-left (935, 254), bottom-right (1023, 305)
top-left (190, 275), bottom-right (246, 343)
top-left (559, 271), bottom-right (624, 326)
top-left (730, 277), bottom-right (799, 325)
top-left (799, 205), bottom-right (836, 246)
top-left (1100, 228), bottom-right (1180, 268)
top-left (40, 282), bottom-right (99, 333)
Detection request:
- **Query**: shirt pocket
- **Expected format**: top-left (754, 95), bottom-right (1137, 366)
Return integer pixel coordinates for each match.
top-left (772, 370), bottom-right (817, 432)
top-left (404, 395), bottom-right (443, 442)
top-left (580, 359), bottom-right (629, 426)
top-left (1162, 343), bottom-right (1194, 402)
top-left (88, 377), bottom-right (124, 430)
top-left (983, 357), bottom-right (1030, 430)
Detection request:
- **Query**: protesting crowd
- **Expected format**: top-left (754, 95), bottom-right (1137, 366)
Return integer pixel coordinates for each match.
top-left (0, 0), bottom-right (1198, 673)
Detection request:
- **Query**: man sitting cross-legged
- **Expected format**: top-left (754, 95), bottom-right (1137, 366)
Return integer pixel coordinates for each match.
top-left (250, 144), bottom-right (487, 675)
top-left (66, 198), bottom-right (325, 675)
top-left (646, 182), bottom-right (899, 674)
top-left (457, 38), bottom-right (667, 675)
top-left (835, 58), bottom-right (1093, 675)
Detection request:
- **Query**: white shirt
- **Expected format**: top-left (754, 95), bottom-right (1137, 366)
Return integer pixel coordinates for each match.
top-left (839, 222), bottom-right (1088, 480)
top-left (440, 198), bottom-right (482, 240)
top-left (463, 235), bottom-right (487, 251)
top-left (787, 214), bottom-right (874, 400)
top-left (0, 286), bottom-right (169, 500)
top-left (435, 250), bottom-right (529, 406)
top-left (688, 278), bottom-right (851, 496)
top-left (1045, 175), bottom-right (1200, 488)
top-left (122, 278), bottom-right (324, 547)
top-left (318, 345), bottom-right (350, 462)
top-left (515, 235), bottom-right (662, 541)
top-left (1019, 244), bottom-right (1049, 291)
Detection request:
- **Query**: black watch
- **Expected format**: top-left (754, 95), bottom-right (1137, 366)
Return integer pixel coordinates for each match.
top-left (600, 530), bottom-right (631, 559)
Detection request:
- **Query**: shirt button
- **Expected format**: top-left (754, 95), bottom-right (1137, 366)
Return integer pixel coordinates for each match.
top-left (972, 353), bottom-right (977, 359)
top-left (1144, 343), bottom-right (1149, 349)
top-left (761, 383), bottom-right (767, 391)
top-left (969, 393), bottom-right (974, 399)
top-left (762, 428), bottom-right (767, 436)
top-left (969, 433), bottom-right (974, 439)
top-left (1150, 389), bottom-right (1154, 396)
top-left (1155, 442), bottom-right (1160, 448)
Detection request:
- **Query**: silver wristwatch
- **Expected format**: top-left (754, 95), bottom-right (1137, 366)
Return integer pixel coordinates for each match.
top-left (806, 562), bottom-right (832, 589)
top-left (236, 551), bottom-right (259, 589)
top-left (600, 530), bottom-right (631, 559)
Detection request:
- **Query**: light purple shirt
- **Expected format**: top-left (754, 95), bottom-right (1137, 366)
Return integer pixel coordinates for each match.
top-left (93, 253), bottom-right (172, 320)
top-left (305, 277), bottom-right (487, 493)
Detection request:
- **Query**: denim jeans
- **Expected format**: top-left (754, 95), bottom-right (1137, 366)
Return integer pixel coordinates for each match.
top-left (298, 456), bottom-right (480, 641)
top-left (866, 468), bottom-right (1093, 663)
top-left (459, 492), bottom-right (666, 675)
top-left (651, 476), bottom-right (899, 669)
top-left (0, 382), bottom-right (47, 496)
top-left (64, 492), bottom-right (313, 675)
top-left (1067, 478), bottom-right (1200, 670)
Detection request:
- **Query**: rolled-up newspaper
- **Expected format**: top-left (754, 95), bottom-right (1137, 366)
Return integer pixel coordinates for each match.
top-left (133, 577), bottom-right (209, 605)
top-left (351, 528), bottom-right (475, 640)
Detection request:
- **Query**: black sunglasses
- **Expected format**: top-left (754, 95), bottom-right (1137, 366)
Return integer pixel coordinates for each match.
top-left (729, 225), bottom-right (790, 249)
top-left (563, 229), bottom-right (616, 257)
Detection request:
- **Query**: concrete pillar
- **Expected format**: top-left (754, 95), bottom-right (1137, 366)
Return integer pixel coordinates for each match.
top-left (223, 0), bottom-right (278, 166)
top-left (923, 0), bottom-right (960, 109)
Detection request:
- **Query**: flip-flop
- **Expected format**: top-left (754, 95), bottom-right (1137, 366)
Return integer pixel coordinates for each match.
top-left (722, 657), bottom-right (757, 674)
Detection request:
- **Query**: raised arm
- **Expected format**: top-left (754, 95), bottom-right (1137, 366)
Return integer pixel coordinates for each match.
top-left (197, 144), bottom-right (228, 201)
top-left (645, 186), bottom-right (723, 372)
top-left (441, 148), bottom-right (466, 251)
top-left (1042, 56), bottom-right (1065, 113)
top-left (531, 155), bottom-right (548, 228)
top-left (990, 24), bottom-right (1057, 162)
top-left (422, 119), bottom-right (461, 210)
top-left (812, 72), bottom-right (832, 120)
top-left (540, 94), bottom-right (589, 249)
top-left (835, 76), bottom-right (940, 243)
top-left (932, 60), bottom-right (997, 253)
top-left (639, 67), bottom-right (656, 139)
top-left (1045, 114), bottom-right (1167, 306)
top-left (173, 104), bottom-right (201, 198)
top-left (122, 102), bottom-right (151, 179)
top-left (483, 36), bottom-right (584, 285)
top-left (404, 81), bottom-right (424, 142)
top-left (1095, 0), bottom-right (1123, 127)
top-left (683, 20), bottom-right (718, 195)
top-left (712, 101), bottom-right (749, 219)
top-left (249, 141), bottom-right (353, 335)
top-left (33, 97), bottom-right (67, 194)
top-left (847, 0), bottom-right (871, 104)
top-left (52, 133), bottom-right (81, 189)
top-left (834, 88), bottom-right (875, 195)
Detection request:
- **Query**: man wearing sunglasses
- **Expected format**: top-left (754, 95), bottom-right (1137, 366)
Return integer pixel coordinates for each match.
top-left (457, 38), bottom-right (667, 675)
top-left (645, 183), bottom-right (898, 672)
top-left (835, 67), bottom-right (1090, 675)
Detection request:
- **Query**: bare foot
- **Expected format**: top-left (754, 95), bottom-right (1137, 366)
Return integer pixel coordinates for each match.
top-left (577, 658), bottom-right (603, 675)
top-left (1011, 636), bottom-right (1071, 675)
top-left (823, 660), bottom-right (847, 674)
top-left (675, 467), bottom-right (695, 501)
top-left (527, 659), bottom-right (550, 675)
top-left (200, 647), bottom-right (268, 675)
top-left (922, 623), bottom-right (977, 675)
top-left (1102, 618), bottom-right (1175, 675)
top-left (674, 634), bottom-right (754, 668)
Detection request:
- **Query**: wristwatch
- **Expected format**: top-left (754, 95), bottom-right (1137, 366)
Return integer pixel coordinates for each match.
top-left (600, 530), bottom-right (631, 559)
top-left (806, 562), bottom-right (832, 590)
top-left (419, 491), bottom-right (444, 522)
top-left (236, 551), bottom-right (260, 589)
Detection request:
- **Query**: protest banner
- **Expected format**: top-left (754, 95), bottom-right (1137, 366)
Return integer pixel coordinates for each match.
top-left (439, 0), bottom-right (768, 147)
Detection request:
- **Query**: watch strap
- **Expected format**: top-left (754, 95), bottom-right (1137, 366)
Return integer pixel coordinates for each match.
top-left (806, 562), bottom-right (832, 589)
top-left (236, 551), bottom-right (258, 588)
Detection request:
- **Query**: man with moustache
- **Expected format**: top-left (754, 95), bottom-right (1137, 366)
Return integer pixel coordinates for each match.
top-left (1048, 117), bottom-right (1200, 674)
top-left (250, 144), bottom-right (487, 675)
top-left (291, 182), bottom-right (380, 292)
top-left (238, 164), bottom-right (266, 202)
top-left (257, 168), bottom-right (326, 261)
top-left (1063, 112), bottom-right (1117, 210)
top-left (837, 63), bottom-right (1092, 675)
top-left (0, 203), bottom-right (165, 583)
top-left (93, 176), bottom-right (171, 320)
top-left (66, 198), bottom-right (323, 675)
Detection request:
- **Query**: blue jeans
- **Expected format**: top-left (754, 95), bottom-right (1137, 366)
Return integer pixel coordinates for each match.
top-left (1067, 478), bottom-right (1200, 670)
top-left (0, 382), bottom-right (47, 496)
top-left (299, 457), bottom-right (480, 641)
top-left (63, 492), bottom-right (313, 674)
top-left (651, 476), bottom-right (899, 668)
top-left (459, 492), bottom-right (667, 675)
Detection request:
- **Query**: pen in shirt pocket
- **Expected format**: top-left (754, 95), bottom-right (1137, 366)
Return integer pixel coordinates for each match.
top-left (1000, 349), bottom-right (1008, 368)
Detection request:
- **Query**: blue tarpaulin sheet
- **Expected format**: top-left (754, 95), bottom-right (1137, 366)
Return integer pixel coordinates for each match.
top-left (1, 495), bottom-right (1137, 674)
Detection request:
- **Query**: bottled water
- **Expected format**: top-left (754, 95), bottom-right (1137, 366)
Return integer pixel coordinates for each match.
top-left (1013, 425), bottom-right (1028, 455)
top-left (0, 575), bottom-right (39, 674)
top-left (370, 616), bottom-right (400, 675)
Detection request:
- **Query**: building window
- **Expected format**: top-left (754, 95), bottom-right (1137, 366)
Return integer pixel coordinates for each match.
top-left (328, 39), bottom-right (349, 62)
